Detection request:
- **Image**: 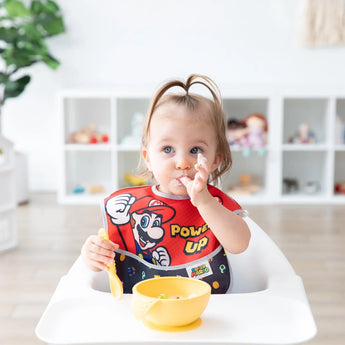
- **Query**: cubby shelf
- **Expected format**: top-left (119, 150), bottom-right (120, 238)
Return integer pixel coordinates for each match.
top-left (58, 90), bottom-right (345, 205)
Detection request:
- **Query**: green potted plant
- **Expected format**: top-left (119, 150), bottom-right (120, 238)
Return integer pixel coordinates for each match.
top-left (0, 0), bottom-right (65, 129)
top-left (0, 0), bottom-right (65, 205)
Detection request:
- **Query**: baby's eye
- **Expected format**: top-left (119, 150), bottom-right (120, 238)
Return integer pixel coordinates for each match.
top-left (163, 146), bottom-right (174, 154)
top-left (190, 147), bottom-right (202, 154)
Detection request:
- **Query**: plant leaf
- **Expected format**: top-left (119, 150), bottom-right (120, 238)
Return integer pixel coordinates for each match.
top-left (4, 75), bottom-right (31, 101)
top-left (5, 0), bottom-right (31, 17)
top-left (40, 16), bottom-right (65, 36)
top-left (0, 27), bottom-right (19, 44)
top-left (42, 54), bottom-right (60, 69)
top-left (30, 0), bottom-right (44, 14)
top-left (2, 47), bottom-right (38, 68)
top-left (0, 72), bottom-right (9, 84)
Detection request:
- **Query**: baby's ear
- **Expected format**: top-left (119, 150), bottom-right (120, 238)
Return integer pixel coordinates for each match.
top-left (210, 153), bottom-right (222, 172)
top-left (141, 147), bottom-right (150, 169)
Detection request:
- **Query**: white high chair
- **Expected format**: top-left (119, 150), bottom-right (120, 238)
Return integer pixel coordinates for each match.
top-left (36, 216), bottom-right (317, 345)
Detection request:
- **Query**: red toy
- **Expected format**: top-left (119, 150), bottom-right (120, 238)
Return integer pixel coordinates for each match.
top-left (71, 124), bottom-right (109, 144)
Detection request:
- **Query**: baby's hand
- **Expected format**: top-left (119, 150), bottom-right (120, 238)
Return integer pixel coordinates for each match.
top-left (81, 235), bottom-right (119, 272)
top-left (181, 153), bottom-right (210, 206)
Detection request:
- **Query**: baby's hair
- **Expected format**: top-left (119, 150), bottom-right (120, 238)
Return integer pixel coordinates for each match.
top-left (141, 74), bottom-right (232, 185)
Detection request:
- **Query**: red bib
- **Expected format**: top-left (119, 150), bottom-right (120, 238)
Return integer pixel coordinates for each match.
top-left (103, 185), bottom-right (242, 266)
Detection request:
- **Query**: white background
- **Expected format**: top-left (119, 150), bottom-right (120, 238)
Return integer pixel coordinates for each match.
top-left (2, 0), bottom-right (345, 191)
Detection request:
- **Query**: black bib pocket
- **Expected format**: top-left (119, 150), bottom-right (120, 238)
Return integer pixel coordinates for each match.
top-left (114, 245), bottom-right (231, 294)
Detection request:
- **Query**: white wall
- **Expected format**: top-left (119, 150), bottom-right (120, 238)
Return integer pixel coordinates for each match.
top-left (3, 0), bottom-right (345, 191)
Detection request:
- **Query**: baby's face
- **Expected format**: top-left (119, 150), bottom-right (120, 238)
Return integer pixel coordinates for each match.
top-left (142, 102), bottom-right (221, 195)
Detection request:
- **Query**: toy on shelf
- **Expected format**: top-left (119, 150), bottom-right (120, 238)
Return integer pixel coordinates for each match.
top-left (226, 118), bottom-right (246, 146)
top-left (288, 123), bottom-right (316, 144)
top-left (335, 116), bottom-right (345, 144)
top-left (304, 181), bottom-right (320, 194)
top-left (334, 181), bottom-right (345, 194)
top-left (124, 172), bottom-right (147, 186)
top-left (241, 113), bottom-right (268, 150)
top-left (121, 112), bottom-right (145, 146)
top-left (88, 184), bottom-right (105, 194)
top-left (228, 174), bottom-right (261, 197)
top-left (227, 113), bottom-right (268, 156)
top-left (73, 185), bottom-right (85, 194)
top-left (72, 184), bottom-right (105, 194)
top-left (70, 124), bottom-right (109, 144)
top-left (283, 178), bottom-right (299, 194)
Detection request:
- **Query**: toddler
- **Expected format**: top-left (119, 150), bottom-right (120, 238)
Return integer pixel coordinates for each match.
top-left (81, 74), bottom-right (251, 293)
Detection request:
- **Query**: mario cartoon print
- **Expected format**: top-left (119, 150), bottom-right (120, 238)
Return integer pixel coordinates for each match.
top-left (105, 194), bottom-right (176, 266)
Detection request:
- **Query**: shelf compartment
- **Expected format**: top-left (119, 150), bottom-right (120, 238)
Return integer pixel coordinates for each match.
top-left (64, 150), bottom-right (112, 197)
top-left (63, 98), bottom-right (111, 144)
top-left (116, 98), bottom-right (149, 146)
top-left (222, 98), bottom-right (270, 153)
top-left (223, 98), bottom-right (269, 119)
top-left (283, 98), bottom-right (328, 145)
top-left (335, 98), bottom-right (345, 145)
top-left (282, 151), bottom-right (327, 196)
top-left (116, 150), bottom-right (144, 189)
top-left (223, 151), bottom-right (267, 199)
top-left (334, 151), bottom-right (345, 196)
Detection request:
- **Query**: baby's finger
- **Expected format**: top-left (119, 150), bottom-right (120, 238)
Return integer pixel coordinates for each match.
top-left (195, 154), bottom-right (208, 172)
top-left (197, 153), bottom-right (207, 166)
top-left (91, 244), bottom-right (115, 261)
top-left (84, 237), bottom-right (116, 263)
top-left (91, 260), bottom-right (109, 271)
top-left (194, 164), bottom-right (209, 184)
top-left (85, 243), bottom-right (115, 264)
top-left (92, 235), bottom-right (118, 251)
top-left (180, 176), bottom-right (192, 187)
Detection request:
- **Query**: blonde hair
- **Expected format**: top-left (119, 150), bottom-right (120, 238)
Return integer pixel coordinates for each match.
top-left (141, 74), bottom-right (232, 185)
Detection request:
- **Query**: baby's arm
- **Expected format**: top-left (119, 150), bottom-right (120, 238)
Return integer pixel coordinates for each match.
top-left (181, 154), bottom-right (251, 254)
top-left (81, 235), bottom-right (119, 271)
top-left (195, 193), bottom-right (250, 254)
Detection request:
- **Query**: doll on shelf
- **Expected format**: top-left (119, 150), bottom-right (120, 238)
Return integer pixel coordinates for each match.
top-left (289, 123), bottom-right (316, 144)
top-left (226, 118), bottom-right (246, 146)
top-left (239, 113), bottom-right (268, 156)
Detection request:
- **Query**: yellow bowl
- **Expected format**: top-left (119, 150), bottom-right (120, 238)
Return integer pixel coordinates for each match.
top-left (131, 277), bottom-right (211, 331)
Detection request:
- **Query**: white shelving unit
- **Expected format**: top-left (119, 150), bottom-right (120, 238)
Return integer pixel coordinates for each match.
top-left (58, 91), bottom-right (149, 204)
top-left (58, 89), bottom-right (345, 205)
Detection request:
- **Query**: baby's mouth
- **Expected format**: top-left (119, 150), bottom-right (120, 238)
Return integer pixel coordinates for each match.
top-left (177, 175), bottom-right (193, 185)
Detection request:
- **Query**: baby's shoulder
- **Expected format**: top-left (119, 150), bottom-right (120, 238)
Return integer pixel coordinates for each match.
top-left (207, 185), bottom-right (242, 211)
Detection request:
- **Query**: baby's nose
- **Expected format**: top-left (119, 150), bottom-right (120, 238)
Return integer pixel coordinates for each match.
top-left (176, 154), bottom-right (192, 170)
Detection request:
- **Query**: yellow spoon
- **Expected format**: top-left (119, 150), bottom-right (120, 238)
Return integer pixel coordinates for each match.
top-left (98, 228), bottom-right (123, 299)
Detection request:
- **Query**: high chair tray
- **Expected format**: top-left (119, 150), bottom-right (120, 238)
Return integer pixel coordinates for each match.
top-left (36, 273), bottom-right (316, 345)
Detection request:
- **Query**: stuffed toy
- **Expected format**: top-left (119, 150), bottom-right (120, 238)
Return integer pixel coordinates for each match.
top-left (289, 123), bottom-right (316, 144)
top-left (240, 113), bottom-right (268, 149)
